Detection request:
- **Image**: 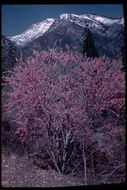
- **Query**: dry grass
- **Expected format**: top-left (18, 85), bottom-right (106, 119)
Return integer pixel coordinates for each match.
top-left (2, 150), bottom-right (83, 187)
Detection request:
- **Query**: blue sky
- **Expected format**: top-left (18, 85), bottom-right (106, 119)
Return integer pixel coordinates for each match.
top-left (2, 4), bottom-right (124, 37)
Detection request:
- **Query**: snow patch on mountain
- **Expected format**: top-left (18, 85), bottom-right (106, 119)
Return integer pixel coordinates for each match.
top-left (117, 18), bottom-right (124, 25)
top-left (59, 13), bottom-right (104, 32)
top-left (9, 18), bottom-right (54, 47)
top-left (89, 15), bottom-right (123, 25)
top-left (60, 13), bottom-right (124, 26)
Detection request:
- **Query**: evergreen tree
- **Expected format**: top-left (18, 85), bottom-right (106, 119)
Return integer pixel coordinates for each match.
top-left (121, 46), bottom-right (125, 71)
top-left (82, 25), bottom-right (99, 58)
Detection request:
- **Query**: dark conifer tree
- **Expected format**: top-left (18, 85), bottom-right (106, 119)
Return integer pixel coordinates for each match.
top-left (121, 46), bottom-right (125, 71)
top-left (82, 25), bottom-right (99, 58)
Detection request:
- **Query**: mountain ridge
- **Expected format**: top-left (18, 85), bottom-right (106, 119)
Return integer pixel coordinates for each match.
top-left (8, 13), bottom-right (124, 47)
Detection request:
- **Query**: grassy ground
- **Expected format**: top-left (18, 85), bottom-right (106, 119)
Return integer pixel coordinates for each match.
top-left (2, 150), bottom-right (84, 187)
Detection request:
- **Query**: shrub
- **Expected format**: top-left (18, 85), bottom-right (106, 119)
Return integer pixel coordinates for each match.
top-left (2, 50), bottom-right (125, 184)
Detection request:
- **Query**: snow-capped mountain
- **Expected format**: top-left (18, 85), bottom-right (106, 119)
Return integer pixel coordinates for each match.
top-left (60, 13), bottom-right (124, 26)
top-left (9, 18), bottom-right (54, 46)
top-left (7, 13), bottom-right (124, 60)
top-left (9, 13), bottom-right (124, 47)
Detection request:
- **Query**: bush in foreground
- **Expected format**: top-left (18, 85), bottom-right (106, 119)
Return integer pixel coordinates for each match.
top-left (2, 50), bottom-right (125, 184)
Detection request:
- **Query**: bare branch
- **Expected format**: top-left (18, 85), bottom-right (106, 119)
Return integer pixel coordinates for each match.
top-left (50, 151), bottom-right (61, 174)
top-left (103, 164), bottom-right (125, 178)
top-left (82, 141), bottom-right (87, 185)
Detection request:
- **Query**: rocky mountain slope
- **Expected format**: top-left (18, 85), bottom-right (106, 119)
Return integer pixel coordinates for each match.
top-left (1, 35), bottom-right (19, 73)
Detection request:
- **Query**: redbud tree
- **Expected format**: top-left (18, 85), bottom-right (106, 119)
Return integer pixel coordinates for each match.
top-left (2, 50), bottom-right (125, 182)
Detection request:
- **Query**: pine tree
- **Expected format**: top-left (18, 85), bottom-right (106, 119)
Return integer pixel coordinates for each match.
top-left (82, 25), bottom-right (99, 58)
top-left (121, 46), bottom-right (125, 71)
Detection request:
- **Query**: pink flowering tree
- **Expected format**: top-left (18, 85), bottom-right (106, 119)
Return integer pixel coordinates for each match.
top-left (2, 50), bottom-right (125, 184)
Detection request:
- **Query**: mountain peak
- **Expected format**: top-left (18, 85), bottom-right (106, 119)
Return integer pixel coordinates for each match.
top-left (9, 18), bottom-right (54, 47)
top-left (59, 13), bottom-right (79, 19)
top-left (59, 13), bottom-right (123, 25)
